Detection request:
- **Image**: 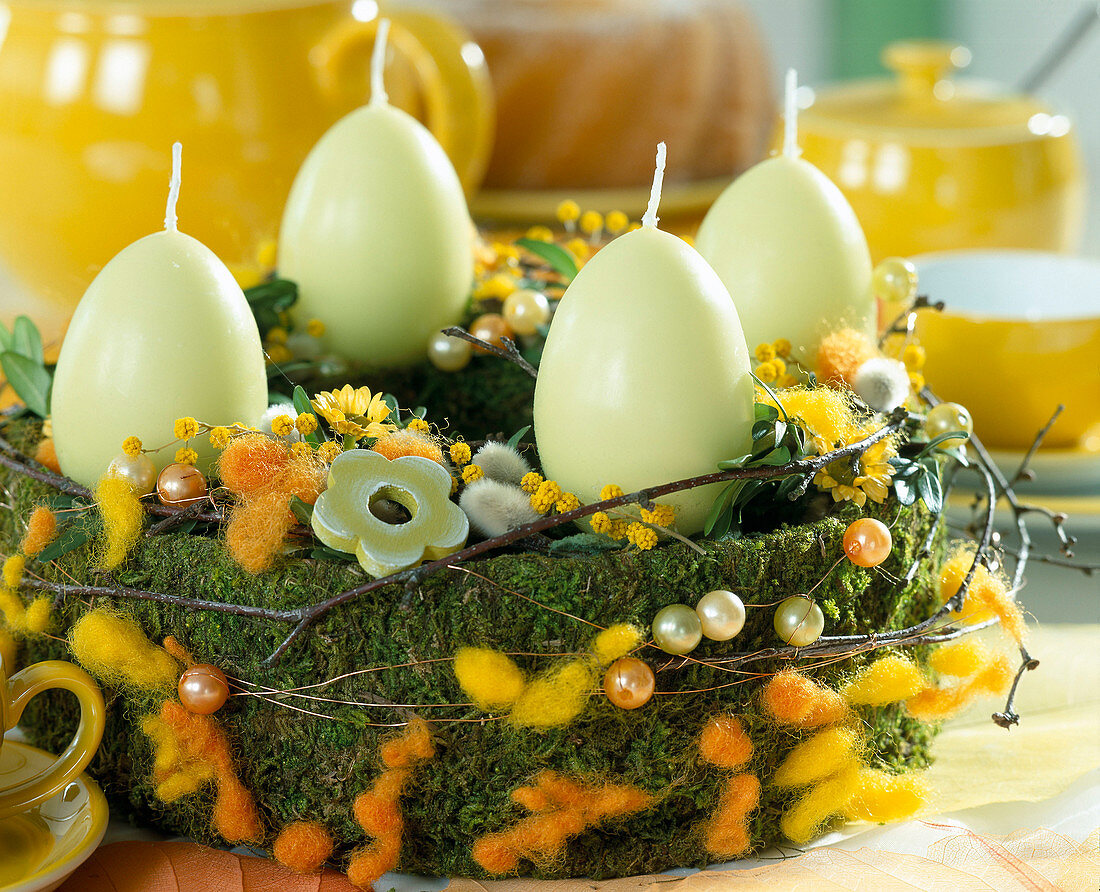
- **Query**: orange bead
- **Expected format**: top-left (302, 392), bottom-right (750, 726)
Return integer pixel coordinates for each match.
top-left (156, 463), bottom-right (208, 506)
top-left (178, 663), bottom-right (230, 714)
top-left (603, 657), bottom-right (655, 710)
top-left (843, 518), bottom-right (892, 568)
top-left (468, 313), bottom-right (513, 353)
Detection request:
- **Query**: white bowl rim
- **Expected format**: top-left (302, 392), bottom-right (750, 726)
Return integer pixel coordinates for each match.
top-left (909, 249), bottom-right (1100, 322)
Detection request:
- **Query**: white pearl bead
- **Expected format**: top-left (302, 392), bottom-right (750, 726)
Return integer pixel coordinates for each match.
top-left (652, 604), bottom-right (702, 655)
top-left (696, 589), bottom-right (746, 641)
top-left (773, 596), bottom-right (824, 647)
top-left (106, 452), bottom-right (157, 496)
top-left (502, 289), bottom-right (551, 336)
top-left (427, 330), bottom-right (472, 372)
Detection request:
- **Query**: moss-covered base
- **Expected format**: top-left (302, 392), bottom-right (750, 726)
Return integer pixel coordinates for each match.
top-left (2, 417), bottom-right (942, 880)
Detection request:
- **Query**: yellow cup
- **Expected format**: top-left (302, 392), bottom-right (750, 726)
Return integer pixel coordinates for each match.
top-left (0, 657), bottom-right (105, 820)
top-left (0, 0), bottom-right (494, 335)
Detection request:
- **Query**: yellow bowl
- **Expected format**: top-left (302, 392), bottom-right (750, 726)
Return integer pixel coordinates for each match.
top-left (913, 250), bottom-right (1100, 451)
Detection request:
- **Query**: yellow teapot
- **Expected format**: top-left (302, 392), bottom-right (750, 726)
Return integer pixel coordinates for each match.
top-left (0, 0), bottom-right (494, 332)
top-left (795, 41), bottom-right (1085, 263)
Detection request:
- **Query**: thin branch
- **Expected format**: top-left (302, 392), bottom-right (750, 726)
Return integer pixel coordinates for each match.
top-left (440, 327), bottom-right (538, 379)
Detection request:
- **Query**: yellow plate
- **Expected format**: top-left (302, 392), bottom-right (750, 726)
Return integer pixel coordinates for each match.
top-left (0, 741), bottom-right (108, 892)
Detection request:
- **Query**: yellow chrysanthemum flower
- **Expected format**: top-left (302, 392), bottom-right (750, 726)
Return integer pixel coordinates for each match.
top-left (566, 238), bottom-right (590, 261)
top-left (271, 414), bottom-right (295, 438)
top-left (520, 471), bottom-right (543, 494)
top-left (173, 417), bottom-right (199, 440)
top-left (450, 442), bottom-right (472, 466)
top-left (556, 199), bottom-right (581, 224)
top-left (317, 441), bottom-right (342, 463)
top-left (175, 447), bottom-right (198, 466)
top-left (305, 318), bottom-right (326, 338)
top-left (407, 418), bottom-right (431, 435)
top-left (266, 344), bottom-right (292, 364)
top-left (600, 484), bottom-right (624, 501)
top-left (605, 210), bottom-right (629, 234)
top-left (474, 273), bottom-right (518, 301)
top-left (773, 338), bottom-right (792, 358)
top-left (312, 386), bottom-right (395, 440)
top-left (461, 464), bottom-right (485, 485)
top-left (590, 512), bottom-right (612, 535)
top-left (531, 480), bottom-right (563, 514)
top-left (208, 427), bottom-right (231, 449)
top-left (626, 522), bottom-right (658, 550)
top-left (290, 441), bottom-right (313, 459)
top-left (754, 343), bottom-right (777, 363)
top-left (640, 504), bottom-right (675, 528)
top-left (555, 492), bottom-right (580, 513)
top-left (814, 428), bottom-right (896, 507)
top-left (295, 413), bottom-right (319, 436)
top-left (756, 361), bottom-right (778, 383)
top-left (525, 225), bottom-right (554, 243)
top-left (122, 436), bottom-right (143, 457)
top-left (266, 326), bottom-right (288, 346)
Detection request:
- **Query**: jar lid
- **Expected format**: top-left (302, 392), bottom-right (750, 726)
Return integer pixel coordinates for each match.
top-left (801, 40), bottom-right (1060, 140)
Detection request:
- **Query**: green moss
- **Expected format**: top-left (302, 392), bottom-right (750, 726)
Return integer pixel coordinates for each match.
top-left (2, 417), bottom-right (942, 879)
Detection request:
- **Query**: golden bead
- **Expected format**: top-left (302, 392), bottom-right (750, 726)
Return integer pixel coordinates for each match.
top-left (872, 257), bottom-right (918, 304)
top-left (603, 657), bottom-right (655, 710)
top-left (773, 596), bottom-right (824, 647)
top-left (178, 664), bottom-right (229, 714)
top-left (468, 313), bottom-right (513, 354)
top-left (843, 518), bottom-right (893, 568)
top-left (156, 463), bottom-right (208, 506)
top-left (106, 452), bottom-right (157, 496)
top-left (502, 289), bottom-right (551, 336)
top-left (427, 330), bottom-right (472, 372)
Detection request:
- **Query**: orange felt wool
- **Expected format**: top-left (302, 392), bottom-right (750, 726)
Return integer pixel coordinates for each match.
top-left (218, 434), bottom-right (291, 493)
top-left (471, 772), bottom-right (654, 875)
top-left (816, 328), bottom-right (876, 386)
top-left (938, 549), bottom-right (1027, 646)
top-left (704, 772), bottom-right (761, 858)
top-left (906, 652), bottom-right (1013, 721)
top-left (763, 670), bottom-right (850, 728)
top-left (345, 719), bottom-right (435, 889)
top-left (273, 821), bottom-right (334, 874)
top-left (226, 489), bottom-right (294, 574)
top-left (698, 715), bottom-right (753, 769)
top-left (371, 430), bottom-right (446, 466)
top-left (20, 506), bottom-right (57, 556)
top-left (162, 636), bottom-right (196, 667)
top-left (156, 700), bottom-right (263, 843)
top-left (34, 438), bottom-right (61, 474)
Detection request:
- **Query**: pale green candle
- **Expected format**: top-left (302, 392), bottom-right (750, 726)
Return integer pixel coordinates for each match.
top-left (696, 69), bottom-right (873, 362)
top-left (51, 143), bottom-right (267, 489)
top-left (278, 19), bottom-right (474, 367)
top-left (534, 144), bottom-right (755, 535)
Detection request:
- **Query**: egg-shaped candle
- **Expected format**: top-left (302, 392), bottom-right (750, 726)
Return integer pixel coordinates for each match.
top-left (278, 20), bottom-right (474, 368)
top-left (696, 70), bottom-right (873, 362)
top-left (51, 144), bottom-right (267, 489)
top-left (534, 145), bottom-right (754, 535)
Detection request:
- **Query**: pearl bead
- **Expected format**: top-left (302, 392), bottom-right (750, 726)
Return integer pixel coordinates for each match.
top-left (773, 596), bottom-right (825, 647)
top-left (178, 664), bottom-right (229, 714)
top-left (603, 657), bottom-right (655, 709)
top-left (872, 257), bottom-right (918, 304)
top-left (156, 463), bottom-right (208, 506)
top-left (468, 313), bottom-right (513, 353)
top-left (106, 453), bottom-right (157, 496)
top-left (696, 589), bottom-right (746, 641)
top-left (843, 518), bottom-right (893, 568)
top-left (502, 289), bottom-right (551, 336)
top-left (652, 604), bottom-right (703, 655)
top-left (427, 330), bottom-right (472, 372)
top-left (924, 402), bottom-right (973, 449)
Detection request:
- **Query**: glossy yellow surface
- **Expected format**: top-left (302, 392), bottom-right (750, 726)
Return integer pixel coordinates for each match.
top-left (0, 740), bottom-right (108, 892)
top-left (794, 41), bottom-right (1084, 262)
top-left (1, 660), bottom-right (105, 821)
top-left (0, 0), bottom-right (493, 330)
top-left (311, 449), bottom-right (469, 578)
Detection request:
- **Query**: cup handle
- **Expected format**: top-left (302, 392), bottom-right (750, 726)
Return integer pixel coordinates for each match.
top-left (0, 660), bottom-right (105, 820)
top-left (311, 12), bottom-right (495, 195)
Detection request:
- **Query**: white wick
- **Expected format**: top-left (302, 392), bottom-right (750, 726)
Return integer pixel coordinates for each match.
top-left (164, 141), bottom-right (182, 232)
top-left (783, 68), bottom-right (801, 158)
top-left (641, 141), bottom-right (667, 229)
top-left (370, 17), bottom-right (391, 106)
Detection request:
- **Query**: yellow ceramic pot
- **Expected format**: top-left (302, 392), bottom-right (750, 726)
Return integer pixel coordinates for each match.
top-left (0, 0), bottom-right (493, 324)
top-left (913, 250), bottom-right (1100, 452)
top-left (796, 41), bottom-right (1085, 263)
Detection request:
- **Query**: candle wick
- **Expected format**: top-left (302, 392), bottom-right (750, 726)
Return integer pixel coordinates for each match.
top-left (641, 141), bottom-right (667, 229)
top-left (370, 17), bottom-right (391, 107)
top-left (164, 141), bottom-right (182, 232)
top-left (783, 68), bottom-right (801, 158)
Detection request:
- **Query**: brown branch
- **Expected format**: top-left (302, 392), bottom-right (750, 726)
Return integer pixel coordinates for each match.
top-left (878, 295), bottom-right (944, 347)
top-left (440, 327), bottom-right (538, 379)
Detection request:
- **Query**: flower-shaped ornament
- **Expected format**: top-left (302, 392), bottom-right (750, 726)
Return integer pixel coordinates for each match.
top-left (311, 450), bottom-right (468, 578)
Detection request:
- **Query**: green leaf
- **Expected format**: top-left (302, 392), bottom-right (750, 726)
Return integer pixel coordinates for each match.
top-left (292, 385), bottom-right (321, 446)
top-left (0, 322), bottom-right (11, 353)
top-left (916, 468), bottom-right (943, 513)
top-left (708, 506), bottom-right (735, 539)
top-left (506, 425), bottom-right (531, 450)
top-left (751, 419), bottom-right (774, 441)
top-left (704, 481), bottom-right (742, 535)
top-left (757, 446), bottom-right (792, 466)
top-left (717, 454), bottom-right (754, 470)
top-left (548, 533), bottom-right (623, 556)
top-left (0, 352), bottom-right (51, 416)
top-left (289, 495), bottom-right (314, 526)
top-left (918, 430), bottom-right (971, 457)
top-left (750, 372), bottom-right (789, 422)
top-left (894, 475), bottom-right (917, 506)
top-left (37, 514), bottom-right (95, 563)
top-left (310, 546), bottom-right (356, 563)
top-left (244, 279), bottom-right (298, 336)
top-left (515, 238), bottom-right (579, 281)
top-left (12, 316), bottom-right (44, 365)
top-left (754, 402), bottom-right (779, 423)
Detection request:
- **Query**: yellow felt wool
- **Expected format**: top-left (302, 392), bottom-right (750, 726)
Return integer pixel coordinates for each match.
top-left (22, 597), bottom-right (51, 634)
top-left (843, 768), bottom-right (927, 823)
top-left (930, 639), bottom-right (988, 678)
top-left (2, 555), bottom-right (25, 589)
top-left (0, 587), bottom-right (25, 629)
top-left (454, 648), bottom-right (527, 709)
top-left (69, 610), bottom-right (180, 691)
top-left (509, 660), bottom-right (596, 729)
top-left (938, 548), bottom-right (1027, 646)
top-left (591, 624), bottom-right (643, 665)
top-left (772, 726), bottom-right (861, 788)
top-left (780, 763), bottom-right (862, 844)
top-left (95, 475), bottom-right (144, 570)
top-left (0, 628), bottom-right (17, 672)
top-left (841, 655), bottom-right (925, 706)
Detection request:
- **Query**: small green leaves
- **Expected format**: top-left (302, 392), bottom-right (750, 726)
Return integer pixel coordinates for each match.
top-left (506, 425), bottom-right (531, 450)
top-left (515, 238), bottom-right (579, 282)
top-left (244, 279), bottom-right (297, 337)
top-left (289, 495), bottom-right (315, 526)
top-left (0, 315), bottom-right (51, 417)
top-left (891, 455), bottom-right (943, 511)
